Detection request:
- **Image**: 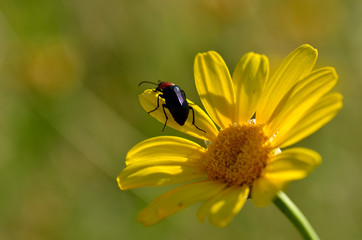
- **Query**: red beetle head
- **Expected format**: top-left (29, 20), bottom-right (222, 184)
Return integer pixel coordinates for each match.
top-left (158, 82), bottom-right (174, 90)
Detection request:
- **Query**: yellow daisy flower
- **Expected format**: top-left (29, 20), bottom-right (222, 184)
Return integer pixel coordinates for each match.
top-left (117, 44), bottom-right (343, 228)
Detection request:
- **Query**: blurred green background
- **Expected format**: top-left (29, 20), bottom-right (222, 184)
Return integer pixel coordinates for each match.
top-left (0, 0), bottom-right (361, 239)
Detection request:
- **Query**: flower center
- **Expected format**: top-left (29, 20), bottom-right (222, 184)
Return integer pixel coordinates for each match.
top-left (205, 122), bottom-right (273, 186)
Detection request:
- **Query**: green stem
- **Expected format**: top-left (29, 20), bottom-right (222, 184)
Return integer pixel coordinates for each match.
top-left (273, 191), bottom-right (320, 240)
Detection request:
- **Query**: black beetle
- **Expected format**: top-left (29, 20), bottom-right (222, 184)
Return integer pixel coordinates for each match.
top-left (139, 81), bottom-right (206, 133)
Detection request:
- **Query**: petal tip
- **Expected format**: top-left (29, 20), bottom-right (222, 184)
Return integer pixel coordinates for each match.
top-left (210, 219), bottom-right (229, 228)
top-left (297, 44), bottom-right (318, 59)
top-left (314, 153), bottom-right (322, 166)
top-left (116, 174), bottom-right (127, 190)
top-left (321, 66), bottom-right (338, 80)
top-left (196, 50), bottom-right (220, 58)
top-left (137, 212), bottom-right (155, 227)
top-left (196, 212), bottom-right (206, 223)
top-left (300, 43), bottom-right (317, 51)
top-left (330, 67), bottom-right (339, 80)
top-left (335, 92), bottom-right (344, 101)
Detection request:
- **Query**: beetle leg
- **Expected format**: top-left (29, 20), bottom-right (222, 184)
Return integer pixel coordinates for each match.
top-left (189, 106), bottom-right (206, 134)
top-left (161, 104), bottom-right (168, 132)
top-left (148, 94), bottom-right (163, 114)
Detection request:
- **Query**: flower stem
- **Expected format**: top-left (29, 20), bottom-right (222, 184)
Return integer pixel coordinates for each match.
top-left (273, 191), bottom-right (320, 240)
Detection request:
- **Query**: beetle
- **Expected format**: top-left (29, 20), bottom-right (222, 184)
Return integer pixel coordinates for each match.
top-left (138, 81), bottom-right (206, 133)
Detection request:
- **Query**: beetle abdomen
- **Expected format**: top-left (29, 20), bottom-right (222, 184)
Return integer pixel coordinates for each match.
top-left (163, 86), bottom-right (189, 125)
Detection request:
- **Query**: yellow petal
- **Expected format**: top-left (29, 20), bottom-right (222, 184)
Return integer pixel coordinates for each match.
top-left (264, 148), bottom-right (321, 180)
top-left (194, 51), bottom-right (235, 129)
top-left (232, 52), bottom-right (269, 123)
top-left (118, 136), bottom-right (207, 190)
top-left (256, 44), bottom-right (318, 124)
top-left (252, 148), bottom-right (320, 207)
top-left (275, 92), bottom-right (343, 148)
top-left (196, 185), bottom-right (249, 228)
top-left (139, 89), bottom-right (218, 141)
top-left (251, 177), bottom-right (286, 208)
top-left (126, 136), bottom-right (205, 166)
top-left (118, 164), bottom-right (207, 190)
top-left (137, 180), bottom-right (226, 226)
top-left (266, 67), bottom-right (338, 136)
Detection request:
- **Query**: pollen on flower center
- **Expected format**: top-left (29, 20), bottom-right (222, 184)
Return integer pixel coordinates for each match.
top-left (205, 122), bottom-right (273, 186)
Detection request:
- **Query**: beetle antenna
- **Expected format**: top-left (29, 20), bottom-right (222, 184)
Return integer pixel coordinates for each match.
top-left (138, 81), bottom-right (159, 87)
